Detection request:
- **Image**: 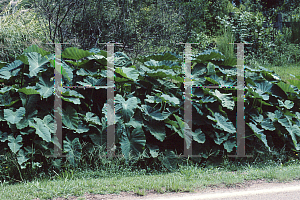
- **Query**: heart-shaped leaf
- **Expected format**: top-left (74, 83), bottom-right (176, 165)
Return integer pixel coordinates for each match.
top-left (4, 107), bottom-right (25, 124)
top-left (29, 118), bottom-right (51, 142)
top-left (120, 126), bottom-right (146, 161)
top-left (27, 52), bottom-right (49, 77)
top-left (63, 137), bottom-right (82, 167)
top-left (8, 135), bottom-right (23, 154)
top-left (62, 105), bottom-right (79, 130)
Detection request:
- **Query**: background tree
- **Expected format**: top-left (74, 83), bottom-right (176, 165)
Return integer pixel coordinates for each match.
top-left (31, 0), bottom-right (84, 44)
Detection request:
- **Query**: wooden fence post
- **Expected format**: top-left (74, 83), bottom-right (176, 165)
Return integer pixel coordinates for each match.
top-left (275, 12), bottom-right (283, 33)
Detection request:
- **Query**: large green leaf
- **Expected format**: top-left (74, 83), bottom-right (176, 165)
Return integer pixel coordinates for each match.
top-left (23, 44), bottom-right (51, 57)
top-left (208, 112), bottom-right (236, 134)
top-left (266, 110), bottom-right (283, 122)
top-left (160, 94), bottom-right (180, 106)
top-left (144, 118), bottom-right (166, 142)
top-left (84, 112), bottom-right (102, 125)
top-left (88, 48), bottom-right (108, 65)
top-left (192, 128), bottom-right (205, 143)
top-left (63, 137), bottom-right (82, 167)
top-left (61, 88), bottom-right (85, 98)
top-left (0, 61), bottom-right (7, 68)
top-left (76, 76), bottom-right (106, 87)
top-left (145, 144), bottom-right (160, 158)
top-left (61, 96), bottom-right (81, 104)
top-left (35, 75), bottom-right (54, 99)
top-left (276, 81), bottom-right (297, 95)
top-left (172, 114), bottom-right (192, 149)
top-left (62, 47), bottom-right (94, 60)
top-left (248, 81), bottom-right (273, 101)
top-left (214, 131), bottom-right (230, 145)
top-left (16, 93), bottom-right (39, 129)
top-left (288, 79), bottom-right (300, 90)
top-left (159, 149), bottom-right (179, 171)
top-left (140, 65), bottom-right (178, 79)
top-left (200, 96), bottom-right (216, 103)
top-left (17, 149), bottom-right (29, 168)
top-left (247, 122), bottom-right (271, 152)
top-left (8, 135), bottom-right (23, 154)
top-left (42, 115), bottom-right (56, 134)
top-left (282, 121), bottom-right (300, 150)
top-left (0, 86), bottom-right (14, 94)
top-left (89, 131), bottom-right (106, 147)
top-left (115, 94), bottom-right (138, 123)
top-left (4, 107), bottom-right (25, 124)
top-left (64, 59), bottom-right (90, 67)
top-left (18, 87), bottom-right (40, 95)
top-left (61, 105), bottom-right (79, 130)
top-left (192, 49), bottom-right (225, 63)
top-left (16, 109), bottom-right (37, 130)
top-left (136, 51), bottom-right (182, 63)
top-left (209, 90), bottom-right (235, 110)
top-left (74, 122), bottom-right (89, 133)
top-left (144, 95), bottom-right (163, 104)
top-left (120, 126), bottom-right (146, 161)
top-left (213, 57), bottom-right (237, 66)
top-left (29, 117), bottom-right (52, 142)
top-left (48, 59), bottom-right (73, 82)
top-left (115, 67), bottom-right (139, 81)
top-left (207, 62), bottom-right (216, 75)
top-left (125, 117), bottom-right (143, 129)
top-left (60, 60), bottom-right (73, 82)
top-left (205, 74), bottom-right (237, 86)
top-left (27, 52), bottom-right (49, 77)
top-left (0, 131), bottom-right (8, 142)
top-left (114, 52), bottom-right (133, 68)
top-left (0, 60), bottom-right (23, 79)
top-left (217, 66), bottom-right (237, 76)
top-left (141, 105), bottom-right (171, 121)
top-left (144, 59), bottom-right (181, 71)
top-left (260, 118), bottom-right (276, 131)
top-left (278, 99), bottom-right (294, 109)
top-left (76, 68), bottom-right (99, 77)
top-left (61, 87), bottom-right (85, 105)
top-left (223, 139), bottom-right (236, 152)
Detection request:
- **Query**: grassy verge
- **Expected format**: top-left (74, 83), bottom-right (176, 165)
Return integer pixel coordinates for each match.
top-left (1, 147), bottom-right (300, 200)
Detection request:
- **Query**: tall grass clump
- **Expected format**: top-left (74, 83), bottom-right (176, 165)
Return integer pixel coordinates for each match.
top-left (214, 26), bottom-right (235, 59)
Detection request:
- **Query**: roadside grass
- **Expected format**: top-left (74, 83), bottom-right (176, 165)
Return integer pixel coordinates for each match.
top-left (1, 142), bottom-right (300, 200)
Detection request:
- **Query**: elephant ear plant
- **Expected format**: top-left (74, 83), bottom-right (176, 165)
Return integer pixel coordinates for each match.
top-left (1, 45), bottom-right (300, 183)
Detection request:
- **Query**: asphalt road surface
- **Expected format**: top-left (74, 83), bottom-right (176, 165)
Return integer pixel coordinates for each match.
top-left (145, 179), bottom-right (300, 200)
top-left (49, 179), bottom-right (300, 200)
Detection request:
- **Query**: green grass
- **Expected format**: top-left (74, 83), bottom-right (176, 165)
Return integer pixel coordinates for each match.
top-left (247, 61), bottom-right (300, 83)
top-left (260, 63), bottom-right (300, 83)
top-left (1, 143), bottom-right (300, 200)
top-left (1, 159), bottom-right (300, 200)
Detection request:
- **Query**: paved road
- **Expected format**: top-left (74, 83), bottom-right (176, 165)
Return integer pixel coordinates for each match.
top-left (147, 179), bottom-right (300, 200)
top-left (50, 179), bottom-right (300, 200)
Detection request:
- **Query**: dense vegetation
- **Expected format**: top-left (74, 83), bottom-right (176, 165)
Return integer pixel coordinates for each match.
top-left (1, 0), bottom-right (300, 189)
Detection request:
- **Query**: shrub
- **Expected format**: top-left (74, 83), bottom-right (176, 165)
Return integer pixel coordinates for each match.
top-left (0, 1), bottom-right (52, 63)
